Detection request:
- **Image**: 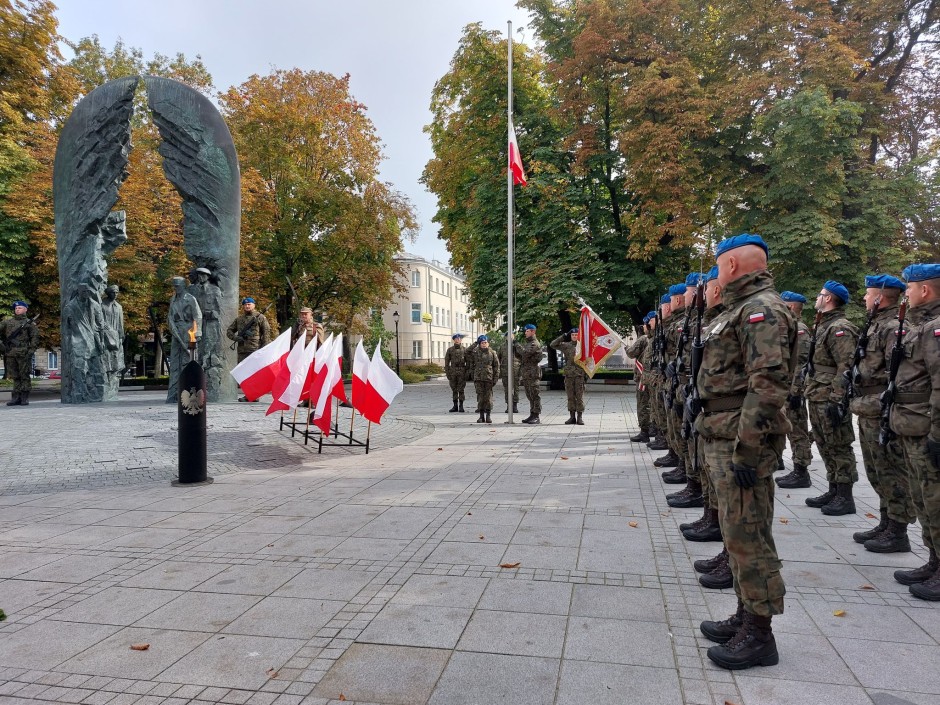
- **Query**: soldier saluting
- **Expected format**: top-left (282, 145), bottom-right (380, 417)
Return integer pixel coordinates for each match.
top-left (444, 333), bottom-right (467, 413)
top-left (550, 326), bottom-right (587, 425)
top-left (519, 324), bottom-right (542, 424)
top-left (1, 300), bottom-right (39, 406)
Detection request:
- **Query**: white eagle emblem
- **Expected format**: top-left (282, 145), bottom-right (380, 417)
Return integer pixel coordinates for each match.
top-left (181, 387), bottom-right (205, 416)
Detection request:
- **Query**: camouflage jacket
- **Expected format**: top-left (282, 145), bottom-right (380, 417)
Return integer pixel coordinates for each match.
top-left (694, 270), bottom-right (798, 468)
top-left (645, 315), bottom-right (669, 382)
top-left (887, 298), bottom-right (940, 438)
top-left (849, 304), bottom-right (899, 418)
top-left (471, 345), bottom-right (500, 383)
top-left (0, 314), bottom-right (39, 355)
top-left (788, 320), bottom-right (811, 397)
top-left (444, 344), bottom-right (467, 378)
top-left (804, 308), bottom-right (858, 404)
top-left (499, 340), bottom-right (523, 378)
top-left (226, 311), bottom-right (272, 353)
top-left (519, 338), bottom-right (542, 382)
top-left (550, 335), bottom-right (586, 379)
top-left (626, 334), bottom-right (648, 382)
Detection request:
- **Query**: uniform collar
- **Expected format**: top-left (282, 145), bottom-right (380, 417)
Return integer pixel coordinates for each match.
top-left (721, 270), bottom-right (775, 308)
top-left (874, 304), bottom-right (898, 322)
top-left (820, 308), bottom-right (846, 323)
top-left (910, 297), bottom-right (940, 323)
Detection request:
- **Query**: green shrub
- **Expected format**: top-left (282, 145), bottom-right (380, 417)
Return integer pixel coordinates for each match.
top-left (400, 369), bottom-right (426, 384)
top-left (407, 363), bottom-right (444, 375)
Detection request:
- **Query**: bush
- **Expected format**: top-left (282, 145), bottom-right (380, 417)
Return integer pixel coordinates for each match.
top-left (406, 363), bottom-right (444, 375)
top-left (400, 369), bottom-right (426, 384)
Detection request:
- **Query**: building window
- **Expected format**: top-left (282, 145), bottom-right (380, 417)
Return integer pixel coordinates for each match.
top-left (47, 351), bottom-right (58, 370)
top-left (411, 303), bottom-right (421, 323)
top-left (412, 340), bottom-right (422, 359)
top-left (411, 270), bottom-right (420, 287)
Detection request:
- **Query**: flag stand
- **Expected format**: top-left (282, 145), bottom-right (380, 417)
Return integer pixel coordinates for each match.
top-left (276, 396), bottom-right (370, 454)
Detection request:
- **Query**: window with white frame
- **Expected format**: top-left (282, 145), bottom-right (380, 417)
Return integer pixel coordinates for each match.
top-left (411, 270), bottom-right (420, 287)
top-left (47, 351), bottom-right (58, 370)
top-left (412, 340), bottom-right (422, 359)
top-left (411, 302), bottom-right (421, 323)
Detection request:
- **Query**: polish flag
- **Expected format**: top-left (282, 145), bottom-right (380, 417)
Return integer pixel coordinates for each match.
top-left (270, 335), bottom-right (317, 414)
top-left (359, 345), bottom-right (404, 424)
top-left (351, 339), bottom-right (371, 410)
top-left (509, 121), bottom-right (527, 186)
top-left (330, 333), bottom-right (347, 403)
top-left (230, 329), bottom-right (291, 401)
top-left (303, 333), bottom-right (334, 404)
top-left (312, 338), bottom-right (343, 436)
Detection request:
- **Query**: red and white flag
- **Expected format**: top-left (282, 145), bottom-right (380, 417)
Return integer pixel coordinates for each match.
top-left (265, 334), bottom-right (308, 415)
top-left (270, 335), bottom-right (317, 414)
top-left (509, 120), bottom-right (527, 186)
top-left (576, 304), bottom-right (625, 379)
top-left (330, 333), bottom-right (347, 403)
top-left (351, 339), bottom-right (371, 409)
top-left (312, 336), bottom-right (343, 436)
top-left (230, 329), bottom-right (291, 401)
top-left (359, 344), bottom-right (403, 424)
top-left (302, 333), bottom-right (334, 404)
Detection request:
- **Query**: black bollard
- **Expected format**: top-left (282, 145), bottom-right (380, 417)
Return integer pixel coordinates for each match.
top-left (176, 351), bottom-right (210, 485)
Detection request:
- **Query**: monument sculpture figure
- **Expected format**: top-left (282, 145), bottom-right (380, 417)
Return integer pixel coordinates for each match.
top-left (187, 267), bottom-right (225, 398)
top-left (63, 282), bottom-right (106, 402)
top-left (166, 276), bottom-right (202, 403)
top-left (101, 284), bottom-right (125, 396)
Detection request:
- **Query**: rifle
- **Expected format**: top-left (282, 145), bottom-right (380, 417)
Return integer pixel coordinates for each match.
top-left (2, 313), bottom-right (39, 347)
top-left (655, 310), bottom-right (666, 373)
top-left (879, 298), bottom-right (907, 446)
top-left (801, 311), bottom-right (824, 383)
top-left (229, 302), bottom-right (275, 350)
top-left (838, 290), bottom-right (882, 419)
top-left (666, 300), bottom-right (695, 409)
top-left (682, 280), bottom-right (706, 443)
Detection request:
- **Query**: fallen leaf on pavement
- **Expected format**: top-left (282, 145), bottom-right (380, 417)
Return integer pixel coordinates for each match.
top-left (266, 668), bottom-right (279, 678)
top-left (266, 544), bottom-right (274, 547)
top-left (628, 521), bottom-right (638, 528)
top-left (129, 644), bottom-right (150, 651)
top-left (466, 512), bottom-right (472, 515)
top-left (860, 584), bottom-right (875, 590)
top-left (499, 562), bottom-right (521, 569)
top-left (724, 700), bottom-right (740, 705)
top-left (436, 448), bottom-right (443, 451)
top-left (865, 512), bottom-right (877, 519)
top-left (561, 456), bottom-right (569, 460)
top-left (779, 517), bottom-right (789, 524)
top-left (338, 694), bottom-right (346, 701)
top-left (833, 609), bottom-right (846, 617)
top-left (478, 535), bottom-right (485, 540)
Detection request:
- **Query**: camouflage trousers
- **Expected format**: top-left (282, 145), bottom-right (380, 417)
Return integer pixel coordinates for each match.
top-left (808, 400), bottom-right (858, 484)
top-left (474, 381), bottom-right (495, 412)
top-left (649, 377), bottom-right (668, 437)
top-left (565, 374), bottom-right (585, 412)
top-left (703, 435), bottom-right (786, 617)
top-left (5, 352), bottom-right (32, 394)
top-left (636, 383), bottom-right (651, 432)
top-left (858, 416), bottom-right (915, 523)
top-left (899, 434), bottom-right (940, 553)
top-left (667, 388), bottom-right (692, 476)
top-left (784, 399), bottom-right (813, 467)
top-left (448, 374), bottom-right (467, 402)
top-left (690, 434), bottom-right (714, 508)
top-left (522, 377), bottom-right (541, 415)
top-left (502, 375), bottom-right (519, 405)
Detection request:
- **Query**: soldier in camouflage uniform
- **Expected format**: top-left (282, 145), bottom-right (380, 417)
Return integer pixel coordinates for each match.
top-left (519, 324), bottom-right (542, 424)
top-left (776, 292), bottom-right (815, 488)
top-left (550, 327), bottom-right (586, 424)
top-left (696, 234), bottom-right (796, 670)
top-left (0, 301), bottom-right (39, 406)
top-left (226, 297), bottom-right (272, 402)
top-left (647, 295), bottom-right (672, 451)
top-left (626, 314), bottom-right (652, 442)
top-left (470, 335), bottom-right (499, 423)
top-left (444, 333), bottom-right (468, 412)
top-left (499, 334), bottom-right (523, 413)
top-left (803, 281), bottom-right (860, 515)
top-left (886, 264), bottom-right (940, 599)
top-left (849, 276), bottom-right (916, 553)
top-left (656, 285), bottom-right (688, 470)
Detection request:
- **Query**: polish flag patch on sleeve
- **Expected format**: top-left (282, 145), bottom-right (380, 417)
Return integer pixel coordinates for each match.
top-left (835, 330), bottom-right (845, 337)
top-left (798, 329), bottom-right (805, 335)
top-left (934, 328), bottom-right (940, 337)
top-left (748, 312), bottom-right (765, 323)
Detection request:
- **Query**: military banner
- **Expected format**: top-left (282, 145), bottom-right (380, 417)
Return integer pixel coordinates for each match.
top-left (576, 304), bottom-right (624, 378)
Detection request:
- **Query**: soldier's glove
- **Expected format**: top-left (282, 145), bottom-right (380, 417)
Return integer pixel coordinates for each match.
top-left (731, 462), bottom-right (758, 490)
top-left (927, 438), bottom-right (940, 470)
top-left (826, 402), bottom-right (847, 428)
top-left (787, 394), bottom-right (803, 411)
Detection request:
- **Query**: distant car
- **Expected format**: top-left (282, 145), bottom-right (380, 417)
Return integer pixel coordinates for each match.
top-left (48, 371), bottom-right (61, 380)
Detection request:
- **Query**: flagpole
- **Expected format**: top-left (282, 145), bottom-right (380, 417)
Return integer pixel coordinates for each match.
top-left (506, 19), bottom-right (515, 425)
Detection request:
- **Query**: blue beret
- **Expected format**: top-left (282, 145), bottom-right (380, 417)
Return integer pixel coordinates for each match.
top-left (12, 300), bottom-right (28, 309)
top-left (685, 272), bottom-right (704, 286)
top-left (668, 284), bottom-right (687, 297)
top-left (477, 335), bottom-right (488, 343)
top-left (902, 264), bottom-right (940, 283)
top-left (780, 291), bottom-right (807, 304)
top-left (660, 294), bottom-right (671, 305)
top-left (715, 233), bottom-right (769, 259)
top-left (704, 266), bottom-right (719, 283)
top-left (569, 327), bottom-right (579, 334)
top-left (866, 274), bottom-right (905, 290)
top-left (452, 333), bottom-right (464, 339)
top-left (241, 297), bottom-right (255, 304)
top-left (523, 323), bottom-right (536, 331)
top-left (647, 310), bottom-right (657, 321)
top-left (642, 313), bottom-right (652, 324)
top-left (823, 280), bottom-right (850, 304)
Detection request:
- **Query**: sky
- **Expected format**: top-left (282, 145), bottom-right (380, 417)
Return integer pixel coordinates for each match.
top-left (53, 0), bottom-right (535, 266)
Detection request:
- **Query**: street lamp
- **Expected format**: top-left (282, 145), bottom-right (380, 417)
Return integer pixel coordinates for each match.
top-left (392, 310), bottom-right (400, 375)
top-left (421, 312), bottom-right (433, 364)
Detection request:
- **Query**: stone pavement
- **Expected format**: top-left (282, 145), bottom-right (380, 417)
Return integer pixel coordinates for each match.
top-left (0, 379), bottom-right (937, 705)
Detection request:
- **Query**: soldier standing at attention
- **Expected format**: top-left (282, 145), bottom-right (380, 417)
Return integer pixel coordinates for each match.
top-left (293, 307), bottom-right (324, 347)
top-left (696, 234), bottom-right (796, 670)
top-left (803, 281), bottom-right (860, 515)
top-left (226, 297), bottom-right (272, 402)
top-left (626, 313), bottom-right (652, 442)
top-left (499, 333), bottom-right (523, 413)
top-left (550, 327), bottom-right (587, 425)
top-left (444, 333), bottom-right (467, 413)
top-left (519, 324), bottom-right (542, 424)
top-left (776, 292), bottom-right (815, 488)
top-left (647, 294), bottom-right (673, 452)
top-left (658, 283), bottom-right (690, 478)
top-left (471, 335), bottom-right (499, 424)
top-left (886, 264), bottom-right (940, 598)
top-left (1, 301), bottom-right (39, 406)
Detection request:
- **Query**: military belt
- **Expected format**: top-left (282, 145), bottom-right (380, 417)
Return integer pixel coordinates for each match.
top-left (702, 394), bottom-right (747, 412)
top-left (810, 364), bottom-right (837, 376)
top-left (894, 391), bottom-right (930, 404)
top-left (678, 373), bottom-right (689, 384)
top-left (856, 384), bottom-right (887, 397)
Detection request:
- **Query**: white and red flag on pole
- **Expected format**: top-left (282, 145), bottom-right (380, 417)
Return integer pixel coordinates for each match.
top-left (329, 333), bottom-right (347, 403)
top-left (269, 335), bottom-right (317, 414)
top-left (358, 345), bottom-right (403, 424)
top-left (302, 333), bottom-right (334, 404)
top-left (265, 333), bottom-right (308, 415)
top-left (230, 329), bottom-right (291, 401)
top-left (312, 336), bottom-right (342, 436)
top-left (508, 120), bottom-right (527, 186)
top-left (351, 339), bottom-right (371, 409)
top-left (575, 303), bottom-right (625, 379)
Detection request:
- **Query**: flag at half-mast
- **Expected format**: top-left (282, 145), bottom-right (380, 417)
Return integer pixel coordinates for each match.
top-left (576, 304), bottom-right (625, 378)
top-left (508, 120), bottom-right (527, 186)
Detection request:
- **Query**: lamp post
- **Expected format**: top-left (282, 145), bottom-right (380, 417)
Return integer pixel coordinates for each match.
top-left (421, 312), bottom-right (433, 364)
top-left (392, 310), bottom-right (400, 375)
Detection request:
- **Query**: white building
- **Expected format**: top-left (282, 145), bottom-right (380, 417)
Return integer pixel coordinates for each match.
top-left (381, 254), bottom-right (481, 365)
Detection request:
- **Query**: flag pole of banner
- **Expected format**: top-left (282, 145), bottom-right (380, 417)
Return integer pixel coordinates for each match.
top-left (506, 19), bottom-right (516, 424)
top-left (575, 302), bottom-right (625, 379)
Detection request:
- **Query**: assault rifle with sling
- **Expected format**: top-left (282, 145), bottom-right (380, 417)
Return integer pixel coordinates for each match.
top-left (879, 298), bottom-right (907, 446)
top-left (801, 311), bottom-right (824, 383)
top-left (838, 289), bottom-right (882, 420)
top-left (682, 280), bottom-right (705, 443)
top-left (0, 314), bottom-right (40, 357)
top-left (666, 300), bottom-right (695, 409)
top-left (229, 302), bottom-right (275, 350)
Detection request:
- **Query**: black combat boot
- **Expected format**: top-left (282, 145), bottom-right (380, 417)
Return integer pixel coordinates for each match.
top-left (895, 548), bottom-right (939, 585)
top-left (661, 466), bottom-right (686, 483)
top-left (476, 411), bottom-right (485, 423)
top-left (680, 507), bottom-right (710, 532)
top-left (776, 464), bottom-right (811, 489)
top-left (707, 612), bottom-right (779, 670)
top-left (458, 401), bottom-right (465, 412)
top-left (630, 429), bottom-right (651, 443)
top-left (525, 414), bottom-right (541, 424)
top-left (910, 566), bottom-right (940, 601)
top-left (564, 412), bottom-right (577, 425)
top-left (653, 450), bottom-right (679, 467)
top-left (853, 509), bottom-right (888, 544)
top-left (805, 482), bottom-right (837, 508)
top-left (6, 392), bottom-right (20, 406)
top-left (864, 519), bottom-right (911, 553)
top-left (700, 600), bottom-right (745, 643)
top-left (19, 391), bottom-right (28, 406)
top-left (513, 402), bottom-right (519, 413)
top-left (520, 413), bottom-right (533, 423)
top-left (485, 409), bottom-right (492, 424)
top-left (648, 436), bottom-right (669, 450)
top-left (699, 551), bottom-right (733, 589)
top-left (777, 457), bottom-right (784, 472)
top-left (820, 483), bottom-right (856, 516)
top-left (449, 399), bottom-right (459, 412)
top-left (576, 412), bottom-right (584, 425)
top-left (694, 547), bottom-right (727, 574)
top-left (684, 507), bottom-right (722, 542)
top-left (667, 478), bottom-right (703, 508)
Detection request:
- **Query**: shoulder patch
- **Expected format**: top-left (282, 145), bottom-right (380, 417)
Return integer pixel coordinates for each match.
top-left (934, 329), bottom-right (940, 337)
top-left (797, 329), bottom-right (805, 335)
top-left (748, 312), bottom-right (765, 323)
top-left (835, 330), bottom-right (845, 337)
